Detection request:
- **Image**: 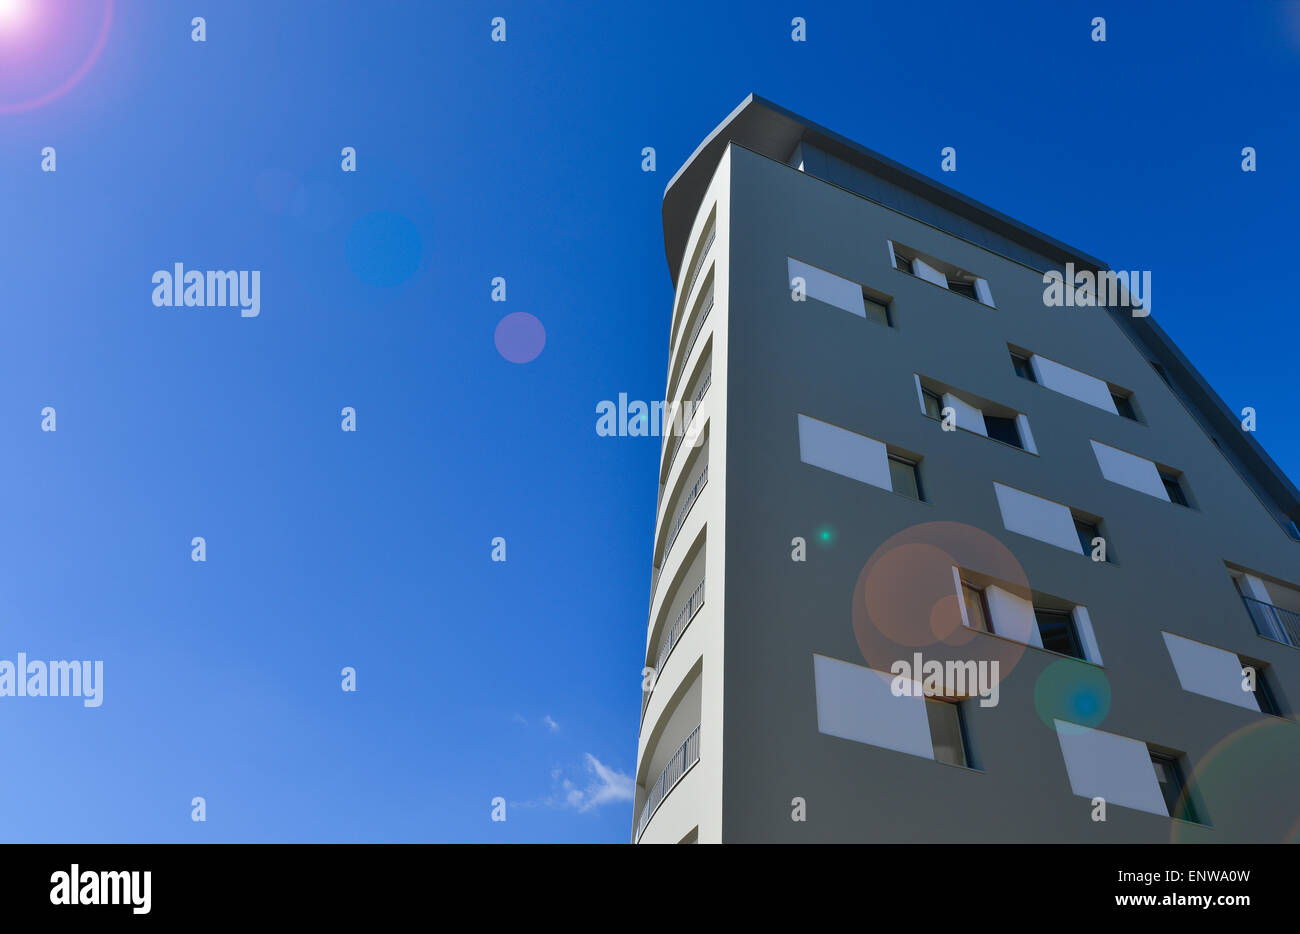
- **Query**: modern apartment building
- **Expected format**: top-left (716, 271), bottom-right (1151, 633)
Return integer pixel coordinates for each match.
top-left (633, 95), bottom-right (1300, 844)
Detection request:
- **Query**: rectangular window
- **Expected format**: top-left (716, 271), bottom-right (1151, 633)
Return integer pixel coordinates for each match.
top-left (1112, 392), bottom-right (1137, 420)
top-left (1011, 352), bottom-right (1036, 383)
top-left (922, 388), bottom-right (944, 420)
top-left (1256, 673), bottom-right (1283, 716)
top-left (1160, 472), bottom-right (1188, 507)
top-left (862, 293), bottom-right (892, 327)
top-left (962, 582), bottom-right (992, 633)
top-left (947, 278), bottom-right (978, 300)
top-left (983, 414), bottom-right (1022, 449)
top-left (1074, 517), bottom-right (1104, 559)
top-left (1035, 608), bottom-right (1084, 659)
top-left (1150, 752), bottom-right (1200, 823)
top-left (888, 454), bottom-right (923, 501)
top-left (1243, 660), bottom-right (1283, 716)
top-left (890, 241), bottom-right (991, 304)
top-left (926, 699), bottom-right (972, 768)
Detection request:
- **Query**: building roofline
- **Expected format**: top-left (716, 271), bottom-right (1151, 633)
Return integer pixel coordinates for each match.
top-left (660, 94), bottom-right (1300, 533)
top-left (661, 94), bottom-right (1105, 289)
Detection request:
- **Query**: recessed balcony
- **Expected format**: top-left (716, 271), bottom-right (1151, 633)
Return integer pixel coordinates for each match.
top-left (651, 460), bottom-right (708, 599)
top-left (1242, 596), bottom-right (1300, 648)
top-left (641, 575), bottom-right (705, 721)
top-left (635, 724), bottom-right (700, 843)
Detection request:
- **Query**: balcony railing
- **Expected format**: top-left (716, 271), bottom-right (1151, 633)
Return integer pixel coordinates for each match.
top-left (680, 228), bottom-right (714, 313)
top-left (671, 297), bottom-right (713, 395)
top-left (649, 464), bottom-right (708, 600)
top-left (660, 370), bottom-right (712, 472)
top-left (662, 465), bottom-right (708, 567)
top-left (685, 372), bottom-right (710, 430)
top-left (641, 577), bottom-right (705, 721)
top-left (1242, 596), bottom-right (1300, 648)
top-left (635, 724), bottom-right (701, 842)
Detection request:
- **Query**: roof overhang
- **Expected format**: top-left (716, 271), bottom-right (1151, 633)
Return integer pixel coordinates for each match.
top-left (661, 94), bottom-right (1104, 288)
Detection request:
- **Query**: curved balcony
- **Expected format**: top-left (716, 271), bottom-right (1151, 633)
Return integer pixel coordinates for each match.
top-left (641, 576), bottom-right (705, 722)
top-left (635, 725), bottom-right (700, 842)
top-left (650, 462), bottom-right (708, 599)
top-left (667, 290), bottom-right (713, 401)
top-left (663, 465), bottom-right (708, 564)
top-left (659, 365), bottom-right (711, 492)
top-left (680, 228), bottom-right (714, 311)
top-left (669, 219), bottom-right (715, 346)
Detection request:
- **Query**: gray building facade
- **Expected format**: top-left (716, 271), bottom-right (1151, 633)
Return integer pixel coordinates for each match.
top-left (634, 96), bottom-right (1300, 844)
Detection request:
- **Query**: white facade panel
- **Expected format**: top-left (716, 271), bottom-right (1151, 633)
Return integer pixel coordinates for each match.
top-left (911, 257), bottom-right (947, 288)
top-left (1162, 632), bottom-right (1258, 711)
top-left (813, 655), bottom-right (933, 759)
top-left (943, 394), bottom-right (986, 436)
top-left (1031, 355), bottom-right (1119, 414)
top-left (993, 482), bottom-right (1083, 554)
top-left (985, 585), bottom-right (1040, 646)
top-left (1091, 440), bottom-right (1170, 501)
top-left (788, 258), bottom-right (865, 318)
top-left (1016, 413), bottom-right (1038, 454)
top-left (798, 415), bottom-right (891, 490)
top-left (1054, 721), bottom-right (1169, 817)
top-left (1073, 606), bottom-right (1104, 666)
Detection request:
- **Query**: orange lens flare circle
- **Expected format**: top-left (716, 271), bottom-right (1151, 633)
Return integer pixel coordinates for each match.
top-left (851, 521), bottom-right (1032, 687)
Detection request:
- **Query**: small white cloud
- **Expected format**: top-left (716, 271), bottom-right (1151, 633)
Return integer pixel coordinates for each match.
top-left (565, 754), bottom-right (634, 812)
top-left (525, 755), bottom-right (635, 813)
top-left (543, 715), bottom-right (559, 732)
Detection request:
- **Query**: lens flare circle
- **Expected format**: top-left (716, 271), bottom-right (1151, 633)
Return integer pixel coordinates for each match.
top-left (1033, 658), bottom-right (1111, 730)
top-left (851, 522), bottom-right (1032, 685)
top-left (494, 312), bottom-right (546, 364)
top-left (1170, 718), bottom-right (1300, 843)
top-left (0, 1), bottom-right (114, 115)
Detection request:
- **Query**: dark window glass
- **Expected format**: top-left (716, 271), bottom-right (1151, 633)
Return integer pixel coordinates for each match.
top-left (1161, 473), bottom-right (1188, 507)
top-left (1246, 663), bottom-right (1283, 716)
top-left (962, 582), bottom-right (992, 633)
top-left (1150, 753), bottom-right (1200, 823)
top-left (1035, 608), bottom-right (1084, 659)
top-left (984, 414), bottom-right (1022, 448)
top-left (922, 388), bottom-right (944, 420)
top-left (863, 295), bottom-right (891, 327)
top-left (1011, 353), bottom-right (1036, 382)
top-left (1074, 518), bottom-right (1103, 559)
top-left (948, 279), bottom-right (978, 300)
top-left (888, 455), bottom-right (922, 501)
top-left (927, 700), bottom-right (970, 768)
top-left (1112, 393), bottom-right (1137, 420)
top-left (894, 249), bottom-right (912, 273)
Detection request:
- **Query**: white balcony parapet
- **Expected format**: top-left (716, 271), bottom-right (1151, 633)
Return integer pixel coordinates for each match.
top-left (641, 577), bottom-right (705, 722)
top-left (635, 724), bottom-right (701, 842)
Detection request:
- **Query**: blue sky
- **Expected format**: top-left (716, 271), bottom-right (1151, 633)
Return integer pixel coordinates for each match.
top-left (0, 0), bottom-right (1297, 842)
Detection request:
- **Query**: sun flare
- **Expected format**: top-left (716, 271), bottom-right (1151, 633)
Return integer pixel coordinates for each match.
top-left (0, 0), bottom-right (31, 29)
